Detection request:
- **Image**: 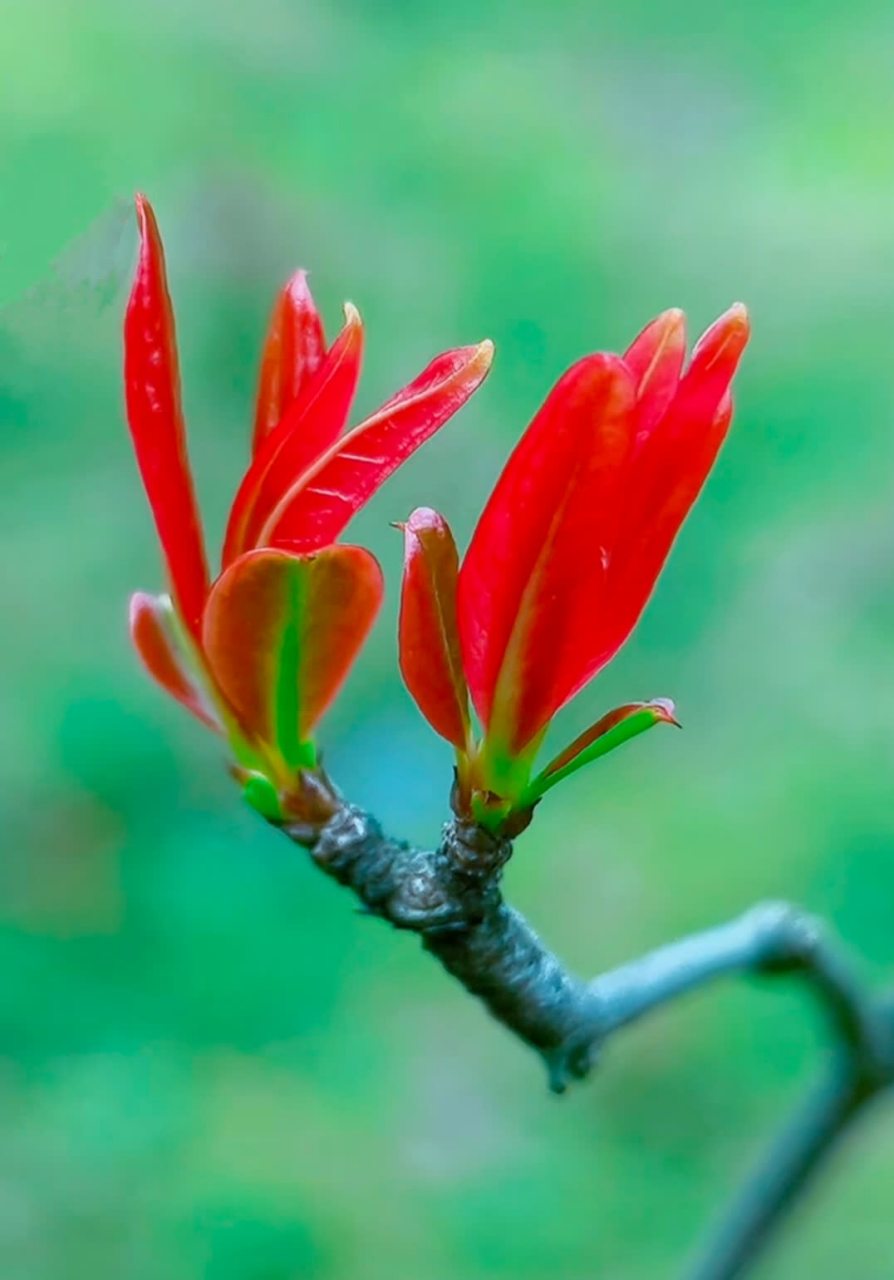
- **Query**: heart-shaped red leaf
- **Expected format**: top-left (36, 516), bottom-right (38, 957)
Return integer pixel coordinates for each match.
top-left (202, 546), bottom-right (383, 764)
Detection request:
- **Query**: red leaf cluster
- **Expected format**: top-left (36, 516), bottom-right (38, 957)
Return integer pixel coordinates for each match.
top-left (398, 306), bottom-right (749, 820)
top-left (125, 195), bottom-right (492, 802)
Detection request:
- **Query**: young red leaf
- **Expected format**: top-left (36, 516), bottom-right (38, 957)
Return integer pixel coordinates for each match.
top-left (129, 591), bottom-right (219, 730)
top-left (255, 340), bottom-right (494, 552)
top-left (252, 271), bottom-right (327, 456)
top-left (634, 304), bottom-right (748, 486)
top-left (609, 306), bottom-right (749, 641)
top-left (374, 343), bottom-right (488, 414)
top-left (458, 353), bottom-right (637, 756)
top-left (202, 546), bottom-right (383, 765)
top-left (223, 304), bottom-right (364, 565)
top-left (398, 507), bottom-right (470, 749)
top-left (522, 699), bottom-right (679, 802)
top-left (681, 303), bottom-right (750, 418)
top-left (624, 308), bottom-right (686, 441)
top-left (124, 194), bottom-right (209, 638)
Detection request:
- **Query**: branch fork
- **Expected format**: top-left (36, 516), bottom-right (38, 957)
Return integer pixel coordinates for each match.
top-left (281, 787), bottom-right (894, 1280)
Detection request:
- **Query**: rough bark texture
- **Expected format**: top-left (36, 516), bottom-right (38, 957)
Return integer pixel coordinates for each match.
top-left (291, 804), bottom-right (598, 1088)
top-left (281, 794), bottom-right (894, 1277)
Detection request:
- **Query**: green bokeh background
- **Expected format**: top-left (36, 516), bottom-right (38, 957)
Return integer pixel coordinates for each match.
top-left (3, 2), bottom-right (894, 1276)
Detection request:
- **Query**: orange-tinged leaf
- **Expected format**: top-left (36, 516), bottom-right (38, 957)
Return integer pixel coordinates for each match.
top-left (256, 340), bottom-right (494, 551)
top-left (129, 592), bottom-right (219, 730)
top-left (398, 508), bottom-right (470, 749)
top-left (252, 270), bottom-right (327, 454)
top-left (202, 546), bottom-right (383, 763)
top-left (222, 304), bottom-right (364, 564)
top-left (124, 194), bottom-right (209, 638)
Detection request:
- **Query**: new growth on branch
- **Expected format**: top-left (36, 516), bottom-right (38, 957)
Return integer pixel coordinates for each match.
top-left (125, 192), bottom-right (745, 832)
top-left (122, 194), bottom-right (893, 1280)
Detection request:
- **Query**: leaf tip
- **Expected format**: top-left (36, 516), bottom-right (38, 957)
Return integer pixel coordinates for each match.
top-left (284, 266), bottom-right (310, 293)
top-left (128, 589), bottom-right (151, 624)
top-left (713, 301), bottom-right (751, 346)
top-left (342, 300), bottom-right (362, 329)
top-left (651, 697), bottom-right (681, 728)
top-left (475, 337), bottom-right (495, 367)
top-left (650, 307), bottom-right (686, 341)
top-left (406, 505), bottom-right (446, 533)
top-left (133, 192), bottom-right (157, 242)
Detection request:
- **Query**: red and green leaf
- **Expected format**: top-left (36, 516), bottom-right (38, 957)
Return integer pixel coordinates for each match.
top-left (129, 591), bottom-right (219, 730)
top-left (521, 699), bottom-right (679, 803)
top-left (398, 508), bottom-right (470, 749)
top-left (255, 340), bottom-right (494, 552)
top-left (202, 546), bottom-right (383, 768)
top-left (459, 353), bottom-right (637, 758)
top-left (124, 194), bottom-right (209, 638)
top-left (252, 270), bottom-right (327, 455)
top-left (223, 304), bottom-right (364, 564)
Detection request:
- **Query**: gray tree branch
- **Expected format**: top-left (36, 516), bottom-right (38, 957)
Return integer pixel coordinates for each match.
top-left (281, 794), bottom-right (894, 1278)
top-left (686, 1063), bottom-right (876, 1280)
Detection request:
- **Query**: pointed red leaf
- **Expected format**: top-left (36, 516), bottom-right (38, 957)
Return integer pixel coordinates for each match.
top-left (374, 343), bottom-right (487, 413)
top-left (624, 308), bottom-right (686, 442)
top-left (458, 353), bottom-right (637, 755)
top-left (398, 508), bottom-right (470, 749)
top-left (129, 591), bottom-right (219, 730)
top-left (609, 305), bottom-right (749, 642)
top-left (256, 340), bottom-right (494, 552)
top-left (124, 194), bottom-right (209, 638)
top-left (202, 546), bottom-right (383, 762)
top-left (613, 393), bottom-right (736, 644)
top-left (252, 270), bottom-right (327, 455)
top-left (222, 304), bottom-right (364, 564)
top-left (639, 304), bottom-right (749, 476)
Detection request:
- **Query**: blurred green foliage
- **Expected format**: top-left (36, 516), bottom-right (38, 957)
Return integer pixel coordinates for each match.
top-left (2, 1), bottom-right (894, 1276)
